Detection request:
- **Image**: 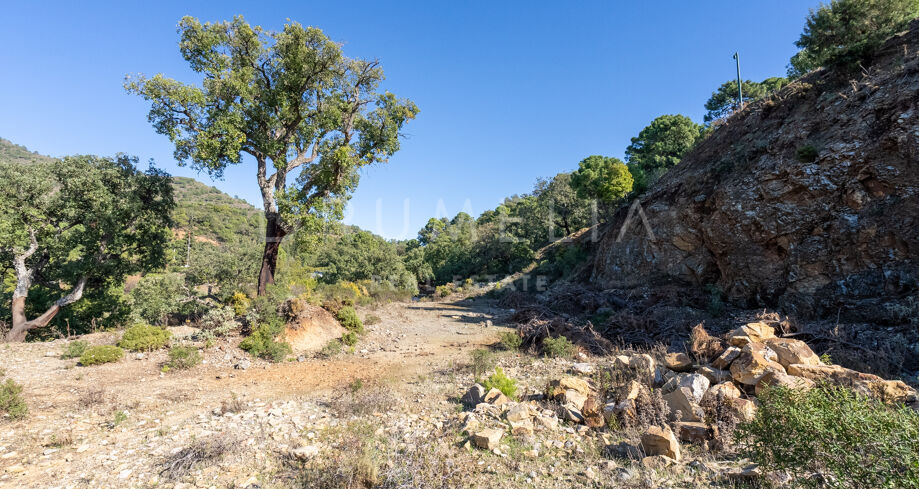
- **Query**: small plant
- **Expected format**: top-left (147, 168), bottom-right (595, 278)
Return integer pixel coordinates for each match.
top-left (470, 348), bottom-right (496, 380)
top-left (364, 314), bottom-right (381, 326)
top-left (341, 331), bottom-right (359, 347)
top-left (796, 144), bottom-right (818, 163)
top-left (61, 340), bottom-right (89, 359)
top-left (819, 352), bottom-right (833, 365)
top-left (198, 307), bottom-right (239, 338)
top-left (228, 291), bottom-right (251, 316)
top-left (239, 314), bottom-right (291, 363)
top-left (704, 283), bottom-right (724, 317)
top-left (110, 410), bottom-right (128, 429)
top-left (482, 367), bottom-right (518, 399)
top-left (79, 345), bottom-right (125, 366)
top-left (542, 336), bottom-right (577, 358)
top-left (165, 345), bottom-right (201, 370)
top-left (350, 378), bottom-right (364, 393)
top-left (499, 331), bottom-right (522, 351)
top-left (435, 284), bottom-right (455, 297)
top-left (337, 306), bottom-right (364, 333)
top-left (318, 339), bottom-right (343, 358)
top-left (738, 385), bottom-right (919, 488)
top-left (118, 324), bottom-right (171, 352)
top-left (0, 378), bottom-right (28, 420)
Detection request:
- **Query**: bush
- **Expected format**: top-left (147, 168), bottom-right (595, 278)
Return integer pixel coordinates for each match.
top-left (363, 314), bottom-right (381, 326)
top-left (80, 345), bottom-right (124, 366)
top-left (318, 339), bottom-right (343, 358)
top-left (118, 324), bottom-right (172, 352)
top-left (470, 348), bottom-right (496, 380)
top-left (336, 306), bottom-right (364, 334)
top-left (239, 314), bottom-right (291, 363)
top-left (738, 385), bottom-right (919, 488)
top-left (61, 340), bottom-right (89, 359)
top-left (796, 144), bottom-right (819, 163)
top-left (542, 336), bottom-right (577, 358)
top-left (166, 346), bottom-right (201, 370)
top-left (128, 272), bottom-right (186, 325)
top-left (341, 331), bottom-right (359, 347)
top-left (499, 331), bottom-right (522, 351)
top-left (198, 307), bottom-right (239, 338)
top-left (0, 378), bottom-right (28, 420)
top-left (228, 291), bottom-right (251, 316)
top-left (483, 367), bottom-right (518, 399)
top-left (435, 283), bottom-right (455, 298)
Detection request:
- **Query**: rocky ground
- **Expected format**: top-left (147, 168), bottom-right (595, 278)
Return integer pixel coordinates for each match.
top-left (2, 298), bottom-right (916, 489)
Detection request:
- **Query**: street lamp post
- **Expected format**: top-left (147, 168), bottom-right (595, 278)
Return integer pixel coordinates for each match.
top-left (733, 52), bottom-right (743, 111)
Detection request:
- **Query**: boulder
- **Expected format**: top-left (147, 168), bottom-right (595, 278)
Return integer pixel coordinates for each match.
top-left (640, 425), bottom-right (681, 461)
top-left (508, 418), bottom-right (534, 436)
top-left (696, 366), bottom-right (732, 384)
top-left (618, 380), bottom-right (645, 402)
top-left (484, 388), bottom-right (511, 406)
top-left (561, 389), bottom-right (588, 411)
top-left (711, 347), bottom-right (742, 370)
top-left (629, 354), bottom-right (660, 385)
top-left (290, 445), bottom-right (320, 460)
top-left (731, 398), bottom-right (758, 422)
top-left (730, 343), bottom-right (785, 385)
top-left (662, 373), bottom-right (710, 402)
top-left (281, 303), bottom-right (347, 353)
top-left (535, 414), bottom-right (559, 431)
top-left (763, 338), bottom-right (821, 368)
top-left (664, 352), bottom-right (692, 372)
top-left (505, 403), bottom-right (531, 423)
top-left (547, 377), bottom-right (592, 398)
top-left (461, 384), bottom-right (486, 406)
top-left (787, 363), bottom-right (919, 405)
top-left (663, 387), bottom-right (704, 422)
top-left (571, 362), bottom-right (595, 375)
top-left (728, 322), bottom-right (776, 347)
top-left (471, 428), bottom-right (504, 450)
top-left (674, 421), bottom-right (711, 443)
top-left (582, 395), bottom-right (605, 428)
top-left (703, 382), bottom-right (742, 403)
top-left (754, 370), bottom-right (815, 396)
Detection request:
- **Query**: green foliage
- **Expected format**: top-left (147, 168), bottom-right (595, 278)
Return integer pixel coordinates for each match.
top-left (318, 339), bottom-right (343, 358)
top-left (336, 306), bottom-right (364, 334)
top-left (197, 306), bottom-right (239, 338)
top-left (239, 312), bottom-right (291, 363)
top-left (341, 331), bottom-right (359, 347)
top-left (118, 324), bottom-right (172, 352)
top-left (61, 340), bottom-right (90, 359)
top-left (796, 144), bottom-right (819, 163)
top-left (820, 353), bottom-right (834, 365)
top-left (704, 77), bottom-right (789, 123)
top-left (542, 336), bottom-right (577, 358)
top-left (738, 385), bottom-right (919, 488)
top-left (363, 314), bottom-right (381, 326)
top-left (570, 156), bottom-right (634, 203)
top-left (0, 378), bottom-right (28, 421)
top-left (625, 114), bottom-right (704, 174)
top-left (166, 345), bottom-right (201, 370)
top-left (228, 292), bottom-right (251, 316)
top-left (316, 229), bottom-right (417, 294)
top-left (789, 0), bottom-right (919, 77)
top-left (128, 273), bottom-right (187, 325)
top-left (483, 367), bottom-right (518, 399)
top-left (435, 284), bottom-right (455, 297)
top-left (499, 331), bottom-right (523, 351)
top-left (0, 154), bottom-right (174, 336)
top-left (79, 345), bottom-right (125, 366)
top-left (111, 410), bottom-right (128, 428)
top-left (470, 349), bottom-right (496, 380)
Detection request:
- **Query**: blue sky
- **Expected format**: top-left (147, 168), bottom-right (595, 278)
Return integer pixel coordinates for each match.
top-left (0, 1), bottom-right (819, 239)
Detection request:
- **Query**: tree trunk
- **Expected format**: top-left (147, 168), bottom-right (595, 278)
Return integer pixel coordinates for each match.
top-left (6, 277), bottom-right (86, 342)
top-left (257, 213), bottom-right (287, 296)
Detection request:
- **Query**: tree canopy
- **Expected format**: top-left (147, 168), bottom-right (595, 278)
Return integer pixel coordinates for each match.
top-left (570, 156), bottom-right (634, 204)
top-left (127, 16), bottom-right (418, 295)
top-left (0, 155), bottom-right (174, 340)
top-left (703, 77), bottom-right (789, 123)
top-left (788, 0), bottom-right (919, 77)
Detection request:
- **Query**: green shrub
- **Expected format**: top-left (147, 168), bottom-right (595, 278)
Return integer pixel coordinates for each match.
top-left (483, 367), bottom-right (518, 400)
top-left (337, 306), bottom-right (364, 334)
top-left (118, 324), bottom-right (171, 352)
top-left (239, 314), bottom-right (291, 363)
top-left (79, 345), bottom-right (124, 366)
top-left (0, 378), bottom-right (28, 420)
top-left (198, 307), bottom-right (239, 338)
top-left (738, 385), bottom-right (919, 488)
top-left (318, 339), bottom-right (343, 358)
top-left (435, 284), bottom-right (455, 297)
top-left (470, 348), bottom-right (496, 380)
top-left (499, 331), bottom-right (522, 351)
top-left (228, 291), bottom-right (251, 316)
top-left (166, 346), bottom-right (201, 370)
top-left (128, 272), bottom-right (186, 325)
top-left (796, 144), bottom-right (819, 163)
top-left (542, 336), bottom-right (577, 358)
top-left (61, 340), bottom-right (89, 359)
top-left (341, 331), bottom-right (359, 347)
top-left (364, 314), bottom-right (381, 326)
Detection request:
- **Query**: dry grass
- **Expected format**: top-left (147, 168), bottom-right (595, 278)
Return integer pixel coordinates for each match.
top-left (77, 387), bottom-right (108, 409)
top-left (160, 435), bottom-right (235, 480)
top-left (329, 382), bottom-right (398, 418)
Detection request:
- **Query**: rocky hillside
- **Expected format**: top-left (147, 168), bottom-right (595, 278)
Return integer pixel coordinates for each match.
top-left (592, 20), bottom-right (919, 323)
top-left (0, 138), bottom-right (53, 165)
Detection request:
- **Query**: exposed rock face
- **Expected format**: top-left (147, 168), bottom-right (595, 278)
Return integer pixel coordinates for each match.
top-left (590, 22), bottom-right (919, 321)
top-left (281, 303), bottom-right (346, 353)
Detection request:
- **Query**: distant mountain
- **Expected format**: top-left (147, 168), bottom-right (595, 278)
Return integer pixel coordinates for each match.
top-left (0, 137), bottom-right (54, 165)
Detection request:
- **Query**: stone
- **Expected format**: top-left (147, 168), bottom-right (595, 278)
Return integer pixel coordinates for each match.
top-left (571, 362), bottom-right (595, 375)
top-left (560, 389), bottom-right (588, 411)
top-left (764, 338), bottom-right (821, 368)
top-left (508, 418), bottom-right (534, 436)
top-left (755, 370), bottom-right (816, 396)
top-left (711, 346), bottom-right (742, 370)
top-left (461, 384), bottom-right (486, 406)
top-left (235, 359), bottom-right (251, 370)
top-left (547, 377), bottom-right (592, 398)
top-left (787, 363), bottom-right (917, 404)
top-left (641, 455), bottom-right (678, 469)
top-left (674, 421), bottom-right (711, 443)
top-left (697, 366), bottom-right (733, 384)
top-left (607, 441), bottom-right (642, 460)
top-left (582, 396), bottom-right (605, 428)
top-left (471, 428), bottom-right (504, 450)
top-left (459, 413), bottom-right (480, 433)
top-left (535, 415), bottom-right (558, 430)
top-left (617, 380), bottom-right (645, 402)
top-left (563, 406), bottom-right (585, 423)
top-left (728, 322), bottom-right (776, 346)
top-left (731, 398), bottom-right (758, 422)
top-left (290, 445), bottom-right (320, 460)
top-left (730, 343), bottom-right (785, 385)
top-left (629, 354), bottom-right (659, 385)
top-left (505, 403), bottom-right (531, 423)
top-left (474, 402), bottom-right (502, 418)
top-left (663, 373), bottom-right (710, 402)
top-left (484, 388), bottom-right (510, 406)
top-left (664, 352), bottom-right (692, 372)
top-left (640, 425), bottom-right (680, 461)
top-left (663, 387), bottom-right (704, 422)
top-left (703, 382), bottom-right (742, 403)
